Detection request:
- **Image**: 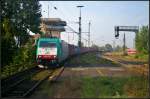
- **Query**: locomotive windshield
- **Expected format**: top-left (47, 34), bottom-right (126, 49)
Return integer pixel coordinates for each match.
top-left (39, 41), bottom-right (56, 48)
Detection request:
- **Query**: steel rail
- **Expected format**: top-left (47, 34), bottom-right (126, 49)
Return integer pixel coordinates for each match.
top-left (2, 68), bottom-right (42, 97)
top-left (2, 66), bottom-right (65, 98)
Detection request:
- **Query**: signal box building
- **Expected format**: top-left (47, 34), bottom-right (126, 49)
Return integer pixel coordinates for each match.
top-left (40, 18), bottom-right (66, 38)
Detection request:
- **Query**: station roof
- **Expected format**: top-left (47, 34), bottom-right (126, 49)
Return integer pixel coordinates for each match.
top-left (41, 18), bottom-right (66, 26)
top-left (46, 25), bottom-right (65, 31)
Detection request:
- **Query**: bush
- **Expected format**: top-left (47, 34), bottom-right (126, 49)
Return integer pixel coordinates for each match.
top-left (134, 53), bottom-right (148, 61)
top-left (2, 38), bottom-right (37, 79)
top-left (135, 26), bottom-right (149, 54)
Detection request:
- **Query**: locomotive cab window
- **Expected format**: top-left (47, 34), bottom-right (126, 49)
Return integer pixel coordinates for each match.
top-left (39, 41), bottom-right (56, 48)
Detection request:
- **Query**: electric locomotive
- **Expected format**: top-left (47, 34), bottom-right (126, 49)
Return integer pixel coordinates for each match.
top-left (36, 37), bottom-right (70, 68)
top-left (36, 37), bottom-right (97, 68)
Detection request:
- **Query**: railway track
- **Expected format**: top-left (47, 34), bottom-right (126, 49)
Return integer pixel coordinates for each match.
top-left (2, 67), bottom-right (41, 94)
top-left (102, 55), bottom-right (149, 76)
top-left (2, 66), bottom-right (65, 98)
top-left (2, 67), bottom-right (42, 97)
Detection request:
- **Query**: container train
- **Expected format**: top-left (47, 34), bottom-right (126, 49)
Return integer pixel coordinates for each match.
top-left (36, 37), bottom-right (96, 68)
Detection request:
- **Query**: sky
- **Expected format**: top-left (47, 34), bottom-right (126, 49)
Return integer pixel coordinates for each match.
top-left (39, 1), bottom-right (149, 48)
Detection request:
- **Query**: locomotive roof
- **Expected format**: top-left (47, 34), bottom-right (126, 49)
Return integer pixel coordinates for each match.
top-left (39, 37), bottom-right (60, 40)
top-left (38, 38), bottom-right (62, 44)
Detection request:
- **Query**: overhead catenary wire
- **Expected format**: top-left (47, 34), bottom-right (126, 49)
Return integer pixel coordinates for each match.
top-left (47, 4), bottom-right (94, 46)
top-left (49, 4), bottom-right (80, 44)
top-left (66, 25), bottom-right (93, 47)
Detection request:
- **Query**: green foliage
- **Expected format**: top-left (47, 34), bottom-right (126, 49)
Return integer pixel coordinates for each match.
top-left (12, 38), bottom-right (36, 65)
top-left (81, 76), bottom-right (148, 98)
top-left (123, 76), bottom-right (149, 97)
top-left (1, 0), bottom-right (41, 76)
top-left (105, 43), bottom-right (113, 52)
top-left (68, 53), bottom-right (120, 66)
top-left (2, 38), bottom-right (36, 79)
top-left (134, 53), bottom-right (148, 61)
top-left (114, 45), bottom-right (123, 52)
top-left (99, 44), bottom-right (114, 52)
top-left (91, 44), bottom-right (99, 49)
top-left (81, 77), bottom-right (126, 98)
top-left (1, 0), bottom-right (41, 66)
top-left (1, 18), bottom-right (17, 66)
top-left (135, 26), bottom-right (149, 54)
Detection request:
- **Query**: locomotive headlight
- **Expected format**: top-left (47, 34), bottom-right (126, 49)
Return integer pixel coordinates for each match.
top-left (54, 55), bottom-right (56, 58)
top-left (38, 55), bottom-right (42, 58)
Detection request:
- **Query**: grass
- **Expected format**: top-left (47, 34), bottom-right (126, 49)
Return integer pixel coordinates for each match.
top-left (134, 53), bottom-right (148, 61)
top-left (31, 70), bottom-right (51, 80)
top-left (68, 52), bottom-right (120, 66)
top-left (31, 52), bottom-right (149, 98)
top-left (110, 51), bottom-right (148, 62)
top-left (31, 75), bottom-right (149, 98)
top-left (1, 62), bottom-right (37, 79)
top-left (81, 76), bottom-right (149, 98)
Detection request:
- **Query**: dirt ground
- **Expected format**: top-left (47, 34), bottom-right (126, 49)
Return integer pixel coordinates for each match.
top-left (30, 52), bottom-right (148, 98)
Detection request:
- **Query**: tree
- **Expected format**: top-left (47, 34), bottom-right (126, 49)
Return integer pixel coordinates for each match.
top-left (1, 0), bottom-right (41, 66)
top-left (105, 44), bottom-right (113, 52)
top-left (1, 18), bottom-right (17, 67)
top-left (99, 46), bottom-right (106, 51)
top-left (114, 45), bottom-right (122, 52)
top-left (1, 0), bottom-right (41, 46)
top-left (91, 44), bottom-right (99, 49)
top-left (135, 26), bottom-right (149, 54)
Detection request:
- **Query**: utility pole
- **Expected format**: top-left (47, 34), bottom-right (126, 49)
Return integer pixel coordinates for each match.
top-left (77, 6), bottom-right (84, 47)
top-left (133, 38), bottom-right (135, 49)
top-left (123, 33), bottom-right (126, 55)
top-left (48, 5), bottom-right (49, 18)
top-left (113, 40), bottom-right (115, 51)
top-left (88, 21), bottom-right (91, 47)
top-left (91, 41), bottom-right (93, 46)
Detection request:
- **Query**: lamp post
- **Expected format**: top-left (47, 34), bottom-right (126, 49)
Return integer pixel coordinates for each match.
top-left (77, 5), bottom-right (84, 47)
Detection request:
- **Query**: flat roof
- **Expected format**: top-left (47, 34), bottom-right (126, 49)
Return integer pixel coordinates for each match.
top-left (41, 18), bottom-right (61, 22)
top-left (41, 18), bottom-right (66, 26)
